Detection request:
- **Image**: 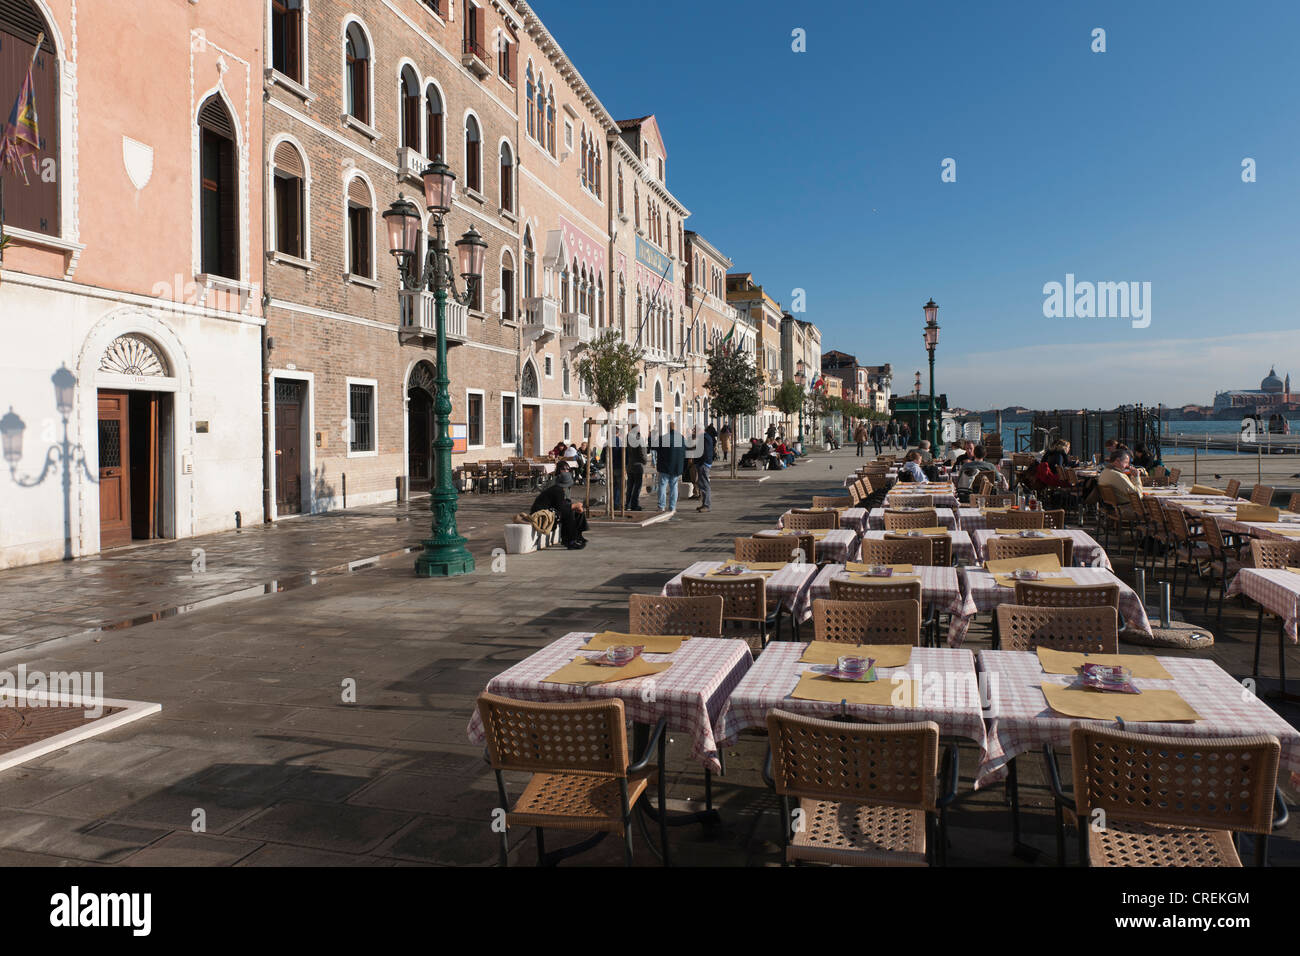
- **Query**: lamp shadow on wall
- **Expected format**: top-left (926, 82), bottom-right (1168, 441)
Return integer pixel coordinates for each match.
top-left (310, 465), bottom-right (338, 514)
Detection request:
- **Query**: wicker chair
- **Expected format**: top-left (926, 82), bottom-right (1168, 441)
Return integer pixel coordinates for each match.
top-left (787, 509), bottom-right (839, 531)
top-left (735, 536), bottom-right (799, 564)
top-left (1289, 492), bottom-right (1300, 514)
top-left (1167, 468), bottom-right (1182, 485)
top-left (861, 536), bottom-right (931, 567)
top-left (890, 494), bottom-right (935, 509)
top-left (1012, 580), bottom-right (1120, 610)
top-left (1245, 539), bottom-right (1300, 681)
top-left (1200, 518), bottom-right (1245, 624)
top-left (887, 532), bottom-right (951, 567)
top-left (1249, 484), bottom-right (1274, 506)
top-left (970, 474), bottom-right (994, 497)
top-left (972, 493), bottom-right (1014, 509)
top-left (1044, 726), bottom-right (1286, 866)
top-left (986, 535), bottom-right (1071, 568)
top-left (476, 693), bottom-right (668, 866)
top-left (883, 508), bottom-right (939, 531)
top-left (994, 510), bottom-right (1047, 531)
top-left (1225, 479), bottom-right (1241, 499)
top-left (683, 574), bottom-right (782, 648)
top-left (812, 495), bottom-right (852, 509)
top-left (753, 532), bottom-right (815, 564)
top-left (1163, 506), bottom-right (1211, 602)
top-left (763, 712), bottom-right (958, 866)
top-left (1142, 496), bottom-right (1174, 576)
top-left (829, 577), bottom-right (923, 606)
top-left (1097, 484), bottom-right (1137, 555)
top-left (812, 598), bottom-right (921, 645)
top-left (994, 604), bottom-right (1118, 653)
top-left (1041, 508), bottom-right (1066, 531)
top-left (628, 594), bottom-right (723, 638)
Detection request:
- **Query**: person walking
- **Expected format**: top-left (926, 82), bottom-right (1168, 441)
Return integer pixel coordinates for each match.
top-left (853, 421), bottom-right (866, 456)
top-left (655, 421), bottom-right (687, 514)
top-left (886, 419), bottom-right (897, 450)
top-left (625, 424), bottom-right (647, 512)
top-left (718, 422), bottom-right (732, 462)
top-left (871, 420), bottom-right (885, 456)
top-left (899, 422), bottom-right (911, 450)
top-left (695, 424), bottom-right (716, 513)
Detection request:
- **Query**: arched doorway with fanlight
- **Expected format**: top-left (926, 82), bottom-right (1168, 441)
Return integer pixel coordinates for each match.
top-left (407, 360), bottom-right (437, 493)
top-left (519, 359), bottom-right (541, 456)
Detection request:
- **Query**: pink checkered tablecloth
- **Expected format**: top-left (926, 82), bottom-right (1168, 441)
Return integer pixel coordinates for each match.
top-left (970, 529), bottom-right (1110, 570)
top-left (755, 527), bottom-right (860, 564)
top-left (1225, 568), bottom-right (1300, 643)
top-left (957, 508), bottom-right (1053, 533)
top-left (885, 488), bottom-right (960, 511)
top-left (809, 564), bottom-right (966, 618)
top-left (777, 508), bottom-right (866, 536)
top-left (949, 567), bottom-right (1152, 647)
top-left (664, 561), bottom-right (820, 623)
top-left (465, 633), bottom-right (752, 773)
top-left (976, 650), bottom-right (1300, 789)
top-left (715, 643), bottom-right (987, 760)
top-left (867, 507), bottom-right (957, 531)
top-left (862, 530), bottom-right (975, 566)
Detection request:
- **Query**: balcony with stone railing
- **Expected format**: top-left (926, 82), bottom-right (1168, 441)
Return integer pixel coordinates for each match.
top-left (561, 312), bottom-right (593, 351)
top-left (523, 296), bottom-right (561, 343)
top-left (399, 289), bottom-right (468, 347)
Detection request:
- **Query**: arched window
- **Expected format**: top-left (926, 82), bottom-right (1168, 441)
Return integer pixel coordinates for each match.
top-left (0, 4), bottom-right (58, 236)
top-left (271, 0), bottom-right (304, 83)
top-left (562, 361), bottom-right (571, 395)
top-left (344, 22), bottom-right (370, 123)
top-left (545, 89), bottom-right (556, 156)
top-left (464, 114), bottom-right (481, 192)
top-left (399, 66), bottom-right (420, 151)
top-left (499, 141), bottom-right (513, 212)
top-left (561, 264), bottom-right (569, 312)
top-left (522, 227), bottom-right (535, 299)
top-left (617, 166), bottom-right (624, 214)
top-left (594, 147), bottom-right (602, 198)
top-left (618, 277), bottom-right (626, 333)
top-left (525, 66), bottom-right (535, 138)
top-left (633, 184), bottom-right (640, 230)
top-left (597, 274), bottom-right (604, 327)
top-left (521, 360), bottom-right (539, 398)
top-left (500, 249), bottom-right (515, 323)
top-left (535, 74), bottom-right (546, 146)
top-left (346, 175), bottom-right (373, 278)
top-left (198, 95), bottom-right (239, 279)
top-left (425, 84), bottom-right (444, 159)
top-left (271, 140), bottom-right (306, 258)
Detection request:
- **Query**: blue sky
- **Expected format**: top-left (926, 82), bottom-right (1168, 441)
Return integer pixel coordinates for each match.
top-left (531, 0), bottom-right (1300, 410)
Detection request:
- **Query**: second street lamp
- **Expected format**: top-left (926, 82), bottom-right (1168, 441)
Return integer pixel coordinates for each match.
top-left (384, 159), bottom-right (487, 578)
top-left (923, 297), bottom-right (940, 450)
top-left (913, 370), bottom-right (922, 446)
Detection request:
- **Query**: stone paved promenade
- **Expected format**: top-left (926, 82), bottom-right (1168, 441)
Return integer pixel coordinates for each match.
top-left (0, 448), bottom-right (1294, 865)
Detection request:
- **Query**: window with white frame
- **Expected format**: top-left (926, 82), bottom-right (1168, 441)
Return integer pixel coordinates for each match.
top-left (348, 381), bottom-right (376, 453)
top-left (502, 394), bottom-right (516, 445)
top-left (467, 391), bottom-right (484, 447)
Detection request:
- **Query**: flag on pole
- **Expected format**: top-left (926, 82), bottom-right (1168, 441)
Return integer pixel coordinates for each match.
top-left (0, 33), bottom-right (44, 185)
top-left (720, 321), bottom-right (736, 351)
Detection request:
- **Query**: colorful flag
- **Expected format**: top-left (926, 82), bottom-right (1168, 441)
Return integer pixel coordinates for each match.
top-left (720, 321), bottom-right (736, 350)
top-left (0, 34), bottom-right (44, 185)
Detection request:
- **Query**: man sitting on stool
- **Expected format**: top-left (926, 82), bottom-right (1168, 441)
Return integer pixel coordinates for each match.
top-left (530, 482), bottom-right (589, 550)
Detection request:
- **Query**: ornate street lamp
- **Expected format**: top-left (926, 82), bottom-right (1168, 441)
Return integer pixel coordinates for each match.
top-left (384, 159), bottom-right (487, 578)
top-left (913, 370), bottom-right (922, 445)
top-left (923, 298), bottom-right (940, 450)
top-left (794, 365), bottom-right (806, 449)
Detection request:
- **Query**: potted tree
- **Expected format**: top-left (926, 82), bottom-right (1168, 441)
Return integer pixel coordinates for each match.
top-left (705, 344), bottom-right (763, 479)
top-left (576, 331), bottom-right (643, 518)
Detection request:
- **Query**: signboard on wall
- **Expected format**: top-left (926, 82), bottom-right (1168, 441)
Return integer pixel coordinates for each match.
top-left (636, 237), bottom-right (673, 283)
top-left (451, 423), bottom-right (468, 454)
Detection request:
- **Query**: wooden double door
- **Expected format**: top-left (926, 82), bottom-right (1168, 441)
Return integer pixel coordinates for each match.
top-left (275, 380), bottom-right (305, 514)
top-left (98, 390), bottom-right (167, 550)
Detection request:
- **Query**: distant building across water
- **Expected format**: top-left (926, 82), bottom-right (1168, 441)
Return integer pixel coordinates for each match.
top-left (1212, 367), bottom-right (1296, 413)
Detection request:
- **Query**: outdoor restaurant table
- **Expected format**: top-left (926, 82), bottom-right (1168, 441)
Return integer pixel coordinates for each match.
top-left (886, 486), bottom-right (960, 511)
top-left (715, 643), bottom-right (988, 760)
top-left (949, 567), bottom-right (1153, 647)
top-left (975, 649), bottom-right (1300, 788)
top-left (663, 560), bottom-right (821, 625)
top-left (862, 529), bottom-right (975, 565)
top-left (809, 563), bottom-right (966, 620)
top-left (464, 632), bottom-right (751, 774)
top-left (777, 507), bottom-right (865, 535)
top-left (867, 507), bottom-right (957, 531)
top-left (1224, 568), bottom-right (1300, 643)
top-left (969, 528), bottom-right (1110, 570)
top-left (755, 527), bottom-right (861, 564)
top-left (957, 507), bottom-right (1054, 533)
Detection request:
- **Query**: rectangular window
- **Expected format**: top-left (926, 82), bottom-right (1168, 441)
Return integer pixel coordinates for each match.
top-left (273, 173), bottom-right (303, 257)
top-left (349, 383), bottom-right (375, 453)
top-left (564, 121), bottom-right (573, 150)
top-left (501, 268), bottom-right (515, 322)
top-left (200, 129), bottom-right (238, 279)
top-left (467, 392), bottom-right (484, 447)
top-left (348, 204), bottom-right (371, 276)
top-left (271, 0), bottom-right (303, 82)
top-left (502, 395), bottom-right (516, 445)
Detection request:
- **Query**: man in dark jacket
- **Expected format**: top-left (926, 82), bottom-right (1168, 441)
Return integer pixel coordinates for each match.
top-left (655, 421), bottom-right (688, 513)
top-left (871, 421), bottom-right (885, 456)
top-left (530, 483), bottom-right (588, 549)
top-left (695, 425), bottom-right (716, 513)
top-left (624, 424), bottom-right (647, 511)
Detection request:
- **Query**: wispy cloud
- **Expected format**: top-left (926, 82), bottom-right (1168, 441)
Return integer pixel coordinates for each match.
top-left (941, 331), bottom-right (1300, 410)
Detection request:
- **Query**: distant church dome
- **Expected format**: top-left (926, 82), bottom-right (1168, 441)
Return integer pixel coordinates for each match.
top-left (1261, 367), bottom-right (1284, 393)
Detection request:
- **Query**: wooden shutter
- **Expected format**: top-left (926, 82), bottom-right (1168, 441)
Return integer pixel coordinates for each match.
top-left (475, 5), bottom-right (485, 49)
top-left (348, 176), bottom-right (371, 207)
top-left (0, 8), bottom-right (59, 235)
top-left (273, 140), bottom-right (304, 178)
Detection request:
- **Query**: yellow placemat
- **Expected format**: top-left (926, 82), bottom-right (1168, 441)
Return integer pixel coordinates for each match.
top-left (1284, 567), bottom-right (1300, 577)
top-left (846, 562), bottom-right (915, 574)
top-left (994, 529), bottom-right (1059, 537)
top-left (1189, 484), bottom-right (1225, 496)
top-left (1237, 504), bottom-right (1280, 523)
top-left (1275, 531), bottom-right (1300, 538)
top-left (1036, 647), bottom-right (1172, 680)
top-left (884, 527), bottom-right (948, 537)
top-left (1040, 683), bottom-right (1200, 722)
top-left (586, 632), bottom-right (685, 653)
top-left (992, 572), bottom-right (1066, 588)
top-left (790, 673), bottom-right (920, 707)
top-left (799, 641), bottom-right (913, 668)
top-left (724, 560), bottom-right (787, 571)
top-left (542, 657), bottom-right (672, 686)
top-left (985, 553), bottom-right (1062, 574)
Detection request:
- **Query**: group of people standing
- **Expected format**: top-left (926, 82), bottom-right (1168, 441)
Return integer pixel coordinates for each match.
top-left (853, 419), bottom-right (913, 457)
top-left (610, 422), bottom-right (720, 515)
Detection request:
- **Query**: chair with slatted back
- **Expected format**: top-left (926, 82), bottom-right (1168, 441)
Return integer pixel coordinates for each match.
top-left (1096, 484), bottom-right (1139, 556)
top-left (1163, 506), bottom-right (1211, 603)
top-left (812, 598), bottom-right (921, 645)
top-left (628, 594), bottom-right (723, 638)
top-left (683, 574), bottom-right (781, 649)
top-left (1250, 484), bottom-right (1274, 506)
top-left (1200, 518), bottom-right (1246, 625)
top-left (1245, 539), bottom-right (1300, 682)
top-left (1142, 496), bottom-right (1174, 575)
top-left (1225, 479), bottom-right (1241, 499)
top-left (1041, 508), bottom-right (1066, 531)
top-left (1167, 468), bottom-right (1181, 485)
top-left (1148, 465), bottom-right (1169, 487)
top-left (994, 510), bottom-right (1046, 531)
top-left (883, 508), bottom-right (939, 531)
top-left (484, 461), bottom-right (508, 494)
top-left (888, 532), bottom-right (951, 567)
top-left (971, 474), bottom-right (994, 497)
top-left (787, 509), bottom-right (839, 531)
top-left (1012, 580), bottom-right (1120, 610)
top-left (512, 460), bottom-right (534, 493)
top-left (476, 693), bottom-right (668, 867)
top-left (828, 576), bottom-right (923, 606)
top-left (812, 495), bottom-right (852, 509)
top-left (890, 494), bottom-right (934, 509)
top-left (861, 536), bottom-right (932, 567)
top-left (1289, 492), bottom-right (1300, 514)
top-left (994, 604), bottom-right (1118, 653)
top-left (763, 713), bottom-right (958, 866)
top-left (734, 536), bottom-right (797, 564)
top-left (753, 532), bottom-right (815, 565)
top-left (972, 493), bottom-right (1014, 509)
top-left (1044, 726), bottom-right (1286, 867)
top-left (987, 535), bottom-right (1071, 568)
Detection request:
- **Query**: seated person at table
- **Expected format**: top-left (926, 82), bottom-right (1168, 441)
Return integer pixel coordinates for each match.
top-left (1131, 443), bottom-right (1158, 470)
top-left (959, 445), bottom-right (1007, 492)
top-left (1036, 439), bottom-right (1072, 486)
top-left (898, 450), bottom-right (928, 483)
top-left (550, 440), bottom-right (569, 459)
top-left (917, 440), bottom-right (934, 466)
top-left (947, 440), bottom-right (975, 468)
top-left (530, 482), bottom-right (589, 549)
top-left (1097, 449), bottom-right (1141, 497)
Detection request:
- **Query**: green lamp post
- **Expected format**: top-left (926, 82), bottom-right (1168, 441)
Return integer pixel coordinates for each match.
top-left (384, 159), bottom-right (487, 578)
top-left (923, 298), bottom-right (940, 450)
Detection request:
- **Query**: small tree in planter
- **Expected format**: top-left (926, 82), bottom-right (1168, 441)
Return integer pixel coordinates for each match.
top-left (705, 344), bottom-right (763, 479)
top-left (577, 331), bottom-right (643, 517)
top-left (775, 380), bottom-right (804, 448)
